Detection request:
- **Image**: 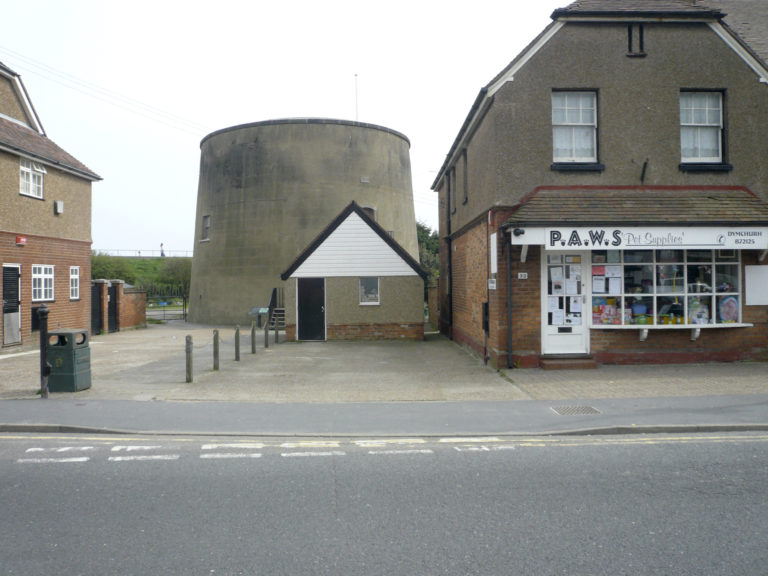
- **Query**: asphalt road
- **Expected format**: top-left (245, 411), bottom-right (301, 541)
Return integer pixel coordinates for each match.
top-left (2, 432), bottom-right (767, 575)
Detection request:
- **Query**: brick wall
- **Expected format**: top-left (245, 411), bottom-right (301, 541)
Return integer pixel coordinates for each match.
top-left (327, 323), bottom-right (424, 340)
top-left (120, 289), bottom-right (147, 330)
top-left (1, 231), bottom-right (91, 349)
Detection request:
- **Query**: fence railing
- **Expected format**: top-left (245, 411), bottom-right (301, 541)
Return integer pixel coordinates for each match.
top-left (146, 295), bottom-right (188, 321)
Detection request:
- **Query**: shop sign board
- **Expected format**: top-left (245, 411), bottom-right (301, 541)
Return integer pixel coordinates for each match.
top-left (510, 227), bottom-right (768, 250)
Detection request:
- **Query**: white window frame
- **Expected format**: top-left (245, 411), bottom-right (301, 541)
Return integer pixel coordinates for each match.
top-left (32, 264), bottom-right (54, 302)
top-left (70, 266), bottom-right (80, 300)
top-left (359, 277), bottom-right (380, 306)
top-left (552, 91), bottom-right (597, 163)
top-left (680, 92), bottom-right (723, 163)
top-left (20, 158), bottom-right (46, 199)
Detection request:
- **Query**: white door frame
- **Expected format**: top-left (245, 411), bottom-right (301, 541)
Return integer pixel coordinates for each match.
top-left (541, 251), bottom-right (590, 355)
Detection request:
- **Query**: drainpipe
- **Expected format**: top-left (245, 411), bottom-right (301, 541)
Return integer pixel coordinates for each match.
top-left (484, 210), bottom-right (490, 365)
top-left (506, 229), bottom-right (513, 368)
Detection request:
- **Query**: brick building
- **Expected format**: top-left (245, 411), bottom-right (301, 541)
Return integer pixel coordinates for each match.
top-left (1, 62), bottom-right (101, 349)
top-left (433, 1), bottom-right (768, 368)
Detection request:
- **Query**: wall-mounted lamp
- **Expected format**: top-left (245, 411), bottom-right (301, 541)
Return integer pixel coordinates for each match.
top-left (513, 228), bottom-right (525, 237)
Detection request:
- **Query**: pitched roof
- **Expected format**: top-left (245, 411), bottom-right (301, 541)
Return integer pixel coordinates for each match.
top-left (501, 187), bottom-right (768, 227)
top-left (709, 0), bottom-right (768, 65)
top-left (0, 116), bottom-right (101, 181)
top-left (0, 61), bottom-right (101, 181)
top-left (280, 202), bottom-right (427, 280)
top-left (552, 0), bottom-right (723, 19)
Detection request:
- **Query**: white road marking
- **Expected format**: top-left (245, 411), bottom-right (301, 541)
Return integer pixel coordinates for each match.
top-left (439, 437), bottom-right (502, 444)
top-left (281, 451), bottom-right (346, 458)
top-left (201, 443), bottom-right (265, 450)
top-left (24, 446), bottom-right (96, 453)
top-left (17, 457), bottom-right (90, 464)
top-left (367, 449), bottom-right (434, 456)
top-left (280, 441), bottom-right (341, 449)
top-left (354, 438), bottom-right (426, 447)
top-left (108, 455), bottom-right (180, 462)
top-left (200, 453), bottom-right (263, 459)
top-left (454, 445), bottom-right (517, 452)
top-left (111, 445), bottom-right (162, 452)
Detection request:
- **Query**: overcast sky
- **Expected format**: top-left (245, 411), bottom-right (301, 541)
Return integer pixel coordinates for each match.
top-left (2, 0), bottom-right (565, 256)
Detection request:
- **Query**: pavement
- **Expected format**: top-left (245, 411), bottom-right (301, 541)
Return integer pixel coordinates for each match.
top-left (0, 321), bottom-right (766, 437)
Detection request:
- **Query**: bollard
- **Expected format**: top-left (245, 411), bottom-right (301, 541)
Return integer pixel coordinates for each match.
top-left (274, 321), bottom-right (279, 345)
top-left (251, 322), bottom-right (256, 355)
top-left (38, 304), bottom-right (50, 399)
top-left (264, 322), bottom-right (269, 349)
top-left (186, 335), bottom-right (193, 383)
top-left (235, 325), bottom-right (240, 361)
top-left (213, 329), bottom-right (219, 371)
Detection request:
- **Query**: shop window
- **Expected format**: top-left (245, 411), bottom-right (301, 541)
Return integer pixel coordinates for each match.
top-left (680, 91), bottom-right (724, 164)
top-left (359, 277), bottom-right (380, 305)
top-left (551, 91), bottom-right (598, 164)
top-left (591, 249), bottom-right (741, 326)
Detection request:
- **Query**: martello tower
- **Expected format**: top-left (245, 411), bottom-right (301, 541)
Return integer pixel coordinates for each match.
top-left (189, 118), bottom-right (418, 325)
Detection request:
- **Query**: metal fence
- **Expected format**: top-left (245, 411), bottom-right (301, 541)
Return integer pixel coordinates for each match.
top-left (146, 295), bottom-right (188, 322)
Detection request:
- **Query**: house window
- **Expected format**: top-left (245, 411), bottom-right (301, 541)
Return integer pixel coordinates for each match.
top-left (591, 249), bottom-right (741, 326)
top-left (70, 266), bottom-right (80, 300)
top-left (32, 265), bottom-right (54, 302)
top-left (680, 92), bottom-right (723, 163)
top-left (449, 168), bottom-right (456, 214)
top-left (201, 215), bottom-right (211, 240)
top-left (20, 159), bottom-right (46, 199)
top-left (359, 277), bottom-right (380, 305)
top-left (552, 91), bottom-right (597, 163)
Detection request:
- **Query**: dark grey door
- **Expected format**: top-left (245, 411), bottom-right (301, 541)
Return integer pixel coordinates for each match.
top-left (297, 278), bottom-right (325, 341)
top-left (3, 266), bottom-right (21, 345)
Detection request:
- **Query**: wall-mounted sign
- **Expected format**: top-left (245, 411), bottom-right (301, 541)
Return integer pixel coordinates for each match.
top-left (510, 227), bottom-right (768, 250)
top-left (15, 236), bottom-right (27, 246)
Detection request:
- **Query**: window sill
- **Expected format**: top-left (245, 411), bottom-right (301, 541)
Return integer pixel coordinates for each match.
top-left (551, 163), bottom-right (605, 172)
top-left (20, 192), bottom-right (44, 201)
top-left (679, 163), bottom-right (733, 173)
top-left (592, 323), bottom-right (751, 330)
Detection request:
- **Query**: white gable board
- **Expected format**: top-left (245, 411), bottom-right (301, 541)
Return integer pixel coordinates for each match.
top-left (291, 213), bottom-right (418, 278)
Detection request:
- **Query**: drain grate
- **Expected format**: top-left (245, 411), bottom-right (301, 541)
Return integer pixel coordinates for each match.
top-left (550, 405), bottom-right (601, 416)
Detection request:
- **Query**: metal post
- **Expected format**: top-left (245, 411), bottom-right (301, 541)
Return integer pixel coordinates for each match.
top-left (235, 325), bottom-right (240, 361)
top-left (186, 335), bottom-right (193, 383)
top-left (264, 321), bottom-right (269, 349)
top-left (273, 321), bottom-right (278, 345)
top-left (38, 304), bottom-right (50, 399)
top-left (250, 322), bottom-right (256, 354)
top-left (213, 329), bottom-right (219, 371)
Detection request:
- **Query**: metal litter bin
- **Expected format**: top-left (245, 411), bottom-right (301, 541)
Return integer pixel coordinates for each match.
top-left (47, 329), bottom-right (91, 392)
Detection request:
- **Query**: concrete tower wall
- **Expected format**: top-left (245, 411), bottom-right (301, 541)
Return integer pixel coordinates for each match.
top-left (189, 118), bottom-right (418, 325)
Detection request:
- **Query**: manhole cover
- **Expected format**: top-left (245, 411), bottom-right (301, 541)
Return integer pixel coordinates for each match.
top-left (550, 405), bottom-right (601, 416)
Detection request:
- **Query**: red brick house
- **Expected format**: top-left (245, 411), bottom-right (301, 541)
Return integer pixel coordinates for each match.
top-left (1, 61), bottom-right (101, 349)
top-left (433, 1), bottom-right (768, 368)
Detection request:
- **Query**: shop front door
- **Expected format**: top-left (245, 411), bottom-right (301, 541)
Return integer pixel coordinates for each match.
top-left (541, 251), bottom-right (589, 355)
